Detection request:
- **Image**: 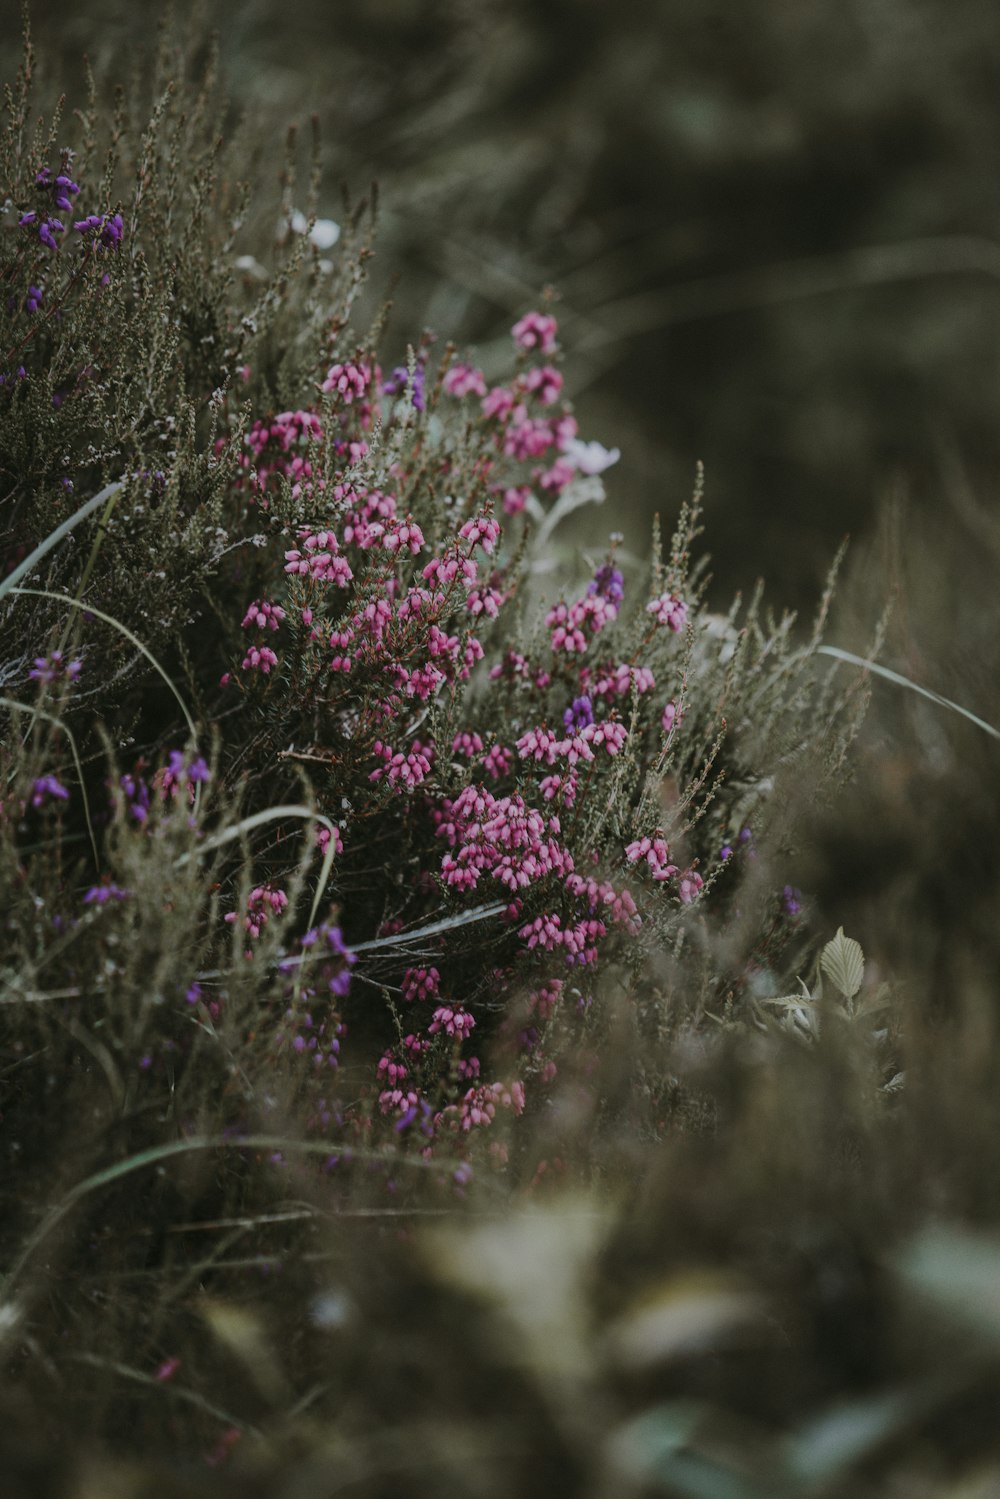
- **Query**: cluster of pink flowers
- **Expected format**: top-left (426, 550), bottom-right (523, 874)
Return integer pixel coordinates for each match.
top-left (217, 308), bottom-right (715, 1163)
top-left (225, 885), bottom-right (289, 943)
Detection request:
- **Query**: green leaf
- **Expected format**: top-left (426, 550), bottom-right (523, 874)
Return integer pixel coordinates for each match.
top-left (820, 927), bottom-right (865, 1001)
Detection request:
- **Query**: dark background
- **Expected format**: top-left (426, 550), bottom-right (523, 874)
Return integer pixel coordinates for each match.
top-left (4, 0), bottom-right (999, 615)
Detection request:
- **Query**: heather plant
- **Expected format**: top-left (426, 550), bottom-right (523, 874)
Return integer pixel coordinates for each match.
top-left (17, 20), bottom-right (1000, 1495)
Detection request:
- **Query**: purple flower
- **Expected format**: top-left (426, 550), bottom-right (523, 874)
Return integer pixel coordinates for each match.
top-left (164, 750), bottom-right (211, 791)
top-left (25, 285), bottom-right (43, 314)
top-left (783, 885), bottom-right (803, 917)
top-left (22, 213), bottom-right (66, 250)
top-left (52, 173), bottom-right (80, 212)
top-left (31, 774), bottom-right (69, 808)
top-left (73, 212), bottom-right (124, 250)
top-left (588, 563), bottom-right (625, 607)
top-left (381, 364), bottom-right (425, 410)
top-left (119, 772), bottom-right (151, 823)
top-left (29, 649), bottom-right (82, 686)
top-left (84, 881), bottom-right (129, 905)
top-left (563, 694), bottom-right (595, 733)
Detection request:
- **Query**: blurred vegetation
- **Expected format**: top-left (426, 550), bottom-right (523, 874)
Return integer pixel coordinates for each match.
top-left (2, 0), bottom-right (999, 608)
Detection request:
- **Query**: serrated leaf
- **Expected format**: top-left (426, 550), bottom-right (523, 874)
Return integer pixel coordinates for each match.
top-left (820, 927), bottom-right (865, 1000)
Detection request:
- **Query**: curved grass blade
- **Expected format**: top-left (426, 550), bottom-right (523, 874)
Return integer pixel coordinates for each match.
top-left (1, 1133), bottom-right (435, 1296)
top-left (175, 802), bottom-right (339, 939)
top-left (9, 586), bottom-right (199, 746)
top-left (0, 695), bottom-right (100, 870)
top-left (0, 480), bottom-right (123, 604)
top-left (818, 645), bottom-right (1000, 742)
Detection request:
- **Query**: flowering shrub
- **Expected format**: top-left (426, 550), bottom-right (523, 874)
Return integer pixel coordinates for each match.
top-left (0, 27), bottom-right (885, 1480)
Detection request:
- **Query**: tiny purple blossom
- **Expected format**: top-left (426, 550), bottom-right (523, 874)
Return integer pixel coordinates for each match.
top-left (563, 694), bottom-right (595, 733)
top-left (84, 881), bottom-right (129, 905)
top-left (31, 774), bottom-right (69, 808)
top-left (588, 563), bottom-right (625, 607)
top-left (29, 649), bottom-right (82, 686)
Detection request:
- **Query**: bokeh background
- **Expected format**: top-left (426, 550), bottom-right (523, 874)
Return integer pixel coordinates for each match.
top-left (4, 0), bottom-right (999, 611)
top-left (4, 0), bottom-right (1000, 967)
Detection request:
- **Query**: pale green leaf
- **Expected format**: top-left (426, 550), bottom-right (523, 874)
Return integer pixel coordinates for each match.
top-left (820, 927), bottom-right (865, 1000)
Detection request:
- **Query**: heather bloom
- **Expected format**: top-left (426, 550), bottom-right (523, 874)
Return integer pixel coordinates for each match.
top-left (452, 732), bottom-right (484, 758)
top-left (501, 485), bottom-right (531, 515)
top-left (563, 694), bottom-right (595, 733)
top-left (661, 699), bottom-right (681, 736)
top-left (625, 834), bottom-right (678, 882)
top-left (162, 751), bottom-right (211, 796)
top-left (321, 360), bottom-right (370, 402)
top-left (428, 1005), bottom-right (476, 1039)
top-left (25, 285), bottom-right (43, 314)
top-left (369, 739), bottom-right (433, 792)
top-left (401, 967), bottom-right (440, 1002)
top-left (647, 592), bottom-right (689, 633)
top-left (443, 363), bottom-right (487, 398)
top-left (241, 643), bottom-right (279, 673)
top-left (521, 364), bottom-right (563, 404)
top-left (783, 885), bottom-right (803, 916)
top-left (31, 774), bottom-right (69, 808)
top-left (119, 771), bottom-right (151, 823)
top-left (29, 649), bottom-right (82, 686)
top-left (588, 563), bottom-right (625, 607)
top-left (458, 514), bottom-right (501, 554)
top-left (73, 212), bottom-right (124, 249)
top-left (20, 211), bottom-right (65, 250)
top-left (381, 365), bottom-right (425, 410)
top-left (241, 599), bottom-right (286, 631)
top-left (225, 885), bottom-right (289, 941)
top-left (83, 880), bottom-right (129, 905)
top-left (512, 310), bottom-right (558, 354)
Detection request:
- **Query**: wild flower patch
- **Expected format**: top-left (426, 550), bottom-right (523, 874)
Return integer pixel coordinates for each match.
top-left (0, 23), bottom-right (867, 1183)
top-left (0, 22), bottom-right (898, 1478)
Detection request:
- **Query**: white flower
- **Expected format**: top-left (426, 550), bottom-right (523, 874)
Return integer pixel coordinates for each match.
top-left (561, 437), bottom-right (621, 475)
top-left (287, 209), bottom-right (342, 250)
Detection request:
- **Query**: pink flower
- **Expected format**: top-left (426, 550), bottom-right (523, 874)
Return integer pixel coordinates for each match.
top-left (316, 824), bottom-right (343, 857)
top-left (661, 699), bottom-right (682, 736)
top-left (241, 644), bottom-right (279, 673)
top-left (512, 311), bottom-right (558, 354)
top-left (452, 731), bottom-right (484, 758)
top-left (467, 585), bottom-right (503, 619)
top-left (241, 599), bottom-right (285, 631)
top-left (625, 835), bottom-right (678, 882)
top-left (429, 1005), bottom-right (476, 1039)
top-left (402, 966), bottom-right (441, 1002)
top-left (501, 485), bottom-right (531, 515)
top-left (381, 517), bottom-right (425, 556)
top-left (521, 364), bottom-right (563, 404)
top-left (483, 743), bottom-right (513, 779)
top-left (481, 385), bottom-right (516, 422)
top-left (516, 726), bottom-right (560, 765)
top-left (646, 593), bottom-right (688, 632)
top-left (443, 363), bottom-right (487, 398)
top-left (321, 360), bottom-right (370, 402)
top-left (458, 514), bottom-right (501, 554)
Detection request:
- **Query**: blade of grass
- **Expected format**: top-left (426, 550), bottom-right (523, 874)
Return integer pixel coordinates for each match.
top-left (0, 695), bottom-right (100, 869)
top-left (818, 646), bottom-right (1000, 742)
top-left (175, 802), bottom-right (339, 941)
top-left (1, 1133), bottom-right (436, 1296)
top-left (8, 586), bottom-right (199, 747)
top-left (0, 480), bottom-right (122, 603)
